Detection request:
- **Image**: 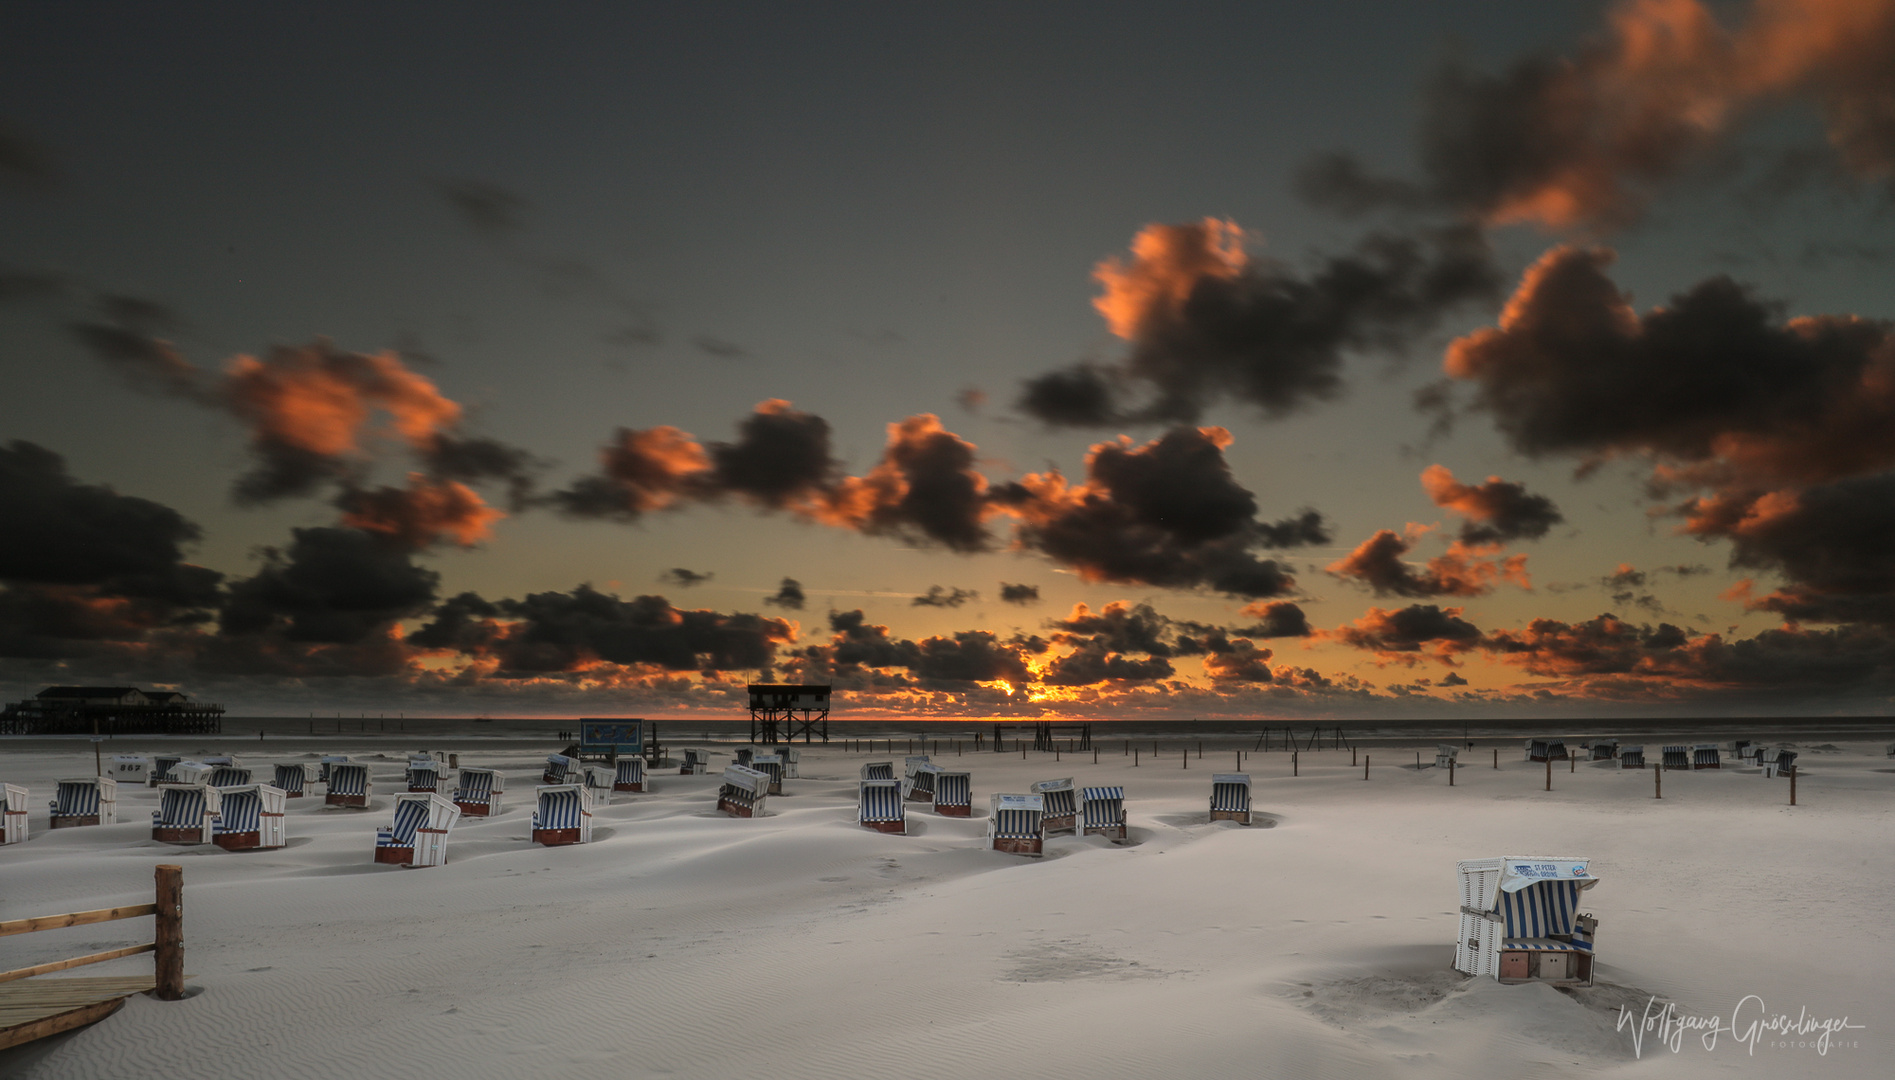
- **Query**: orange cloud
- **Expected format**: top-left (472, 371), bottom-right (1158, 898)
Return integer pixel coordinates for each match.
top-left (339, 475), bottom-right (505, 550)
top-left (1091, 218), bottom-right (1247, 339)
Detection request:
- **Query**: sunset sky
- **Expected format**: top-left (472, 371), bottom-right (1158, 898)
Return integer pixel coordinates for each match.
top-left (4, 1), bottom-right (1894, 719)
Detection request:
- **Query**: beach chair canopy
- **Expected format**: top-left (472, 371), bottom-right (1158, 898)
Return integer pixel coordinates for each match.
top-left (990, 793), bottom-right (1044, 838)
top-left (1080, 787), bottom-right (1124, 828)
top-left (616, 758), bottom-right (645, 784)
top-left (169, 762), bottom-right (213, 786)
top-left (861, 761), bottom-right (895, 781)
top-left (535, 785), bottom-right (590, 828)
top-left (723, 764), bottom-right (768, 796)
top-left (933, 771), bottom-right (971, 805)
top-left (151, 755), bottom-right (182, 781)
top-left (859, 780), bottom-right (903, 822)
top-left (215, 785), bottom-right (282, 833)
top-left (1210, 774), bottom-right (1251, 812)
top-left (52, 778), bottom-right (111, 814)
top-left (155, 784), bottom-right (220, 826)
top-left (384, 797), bottom-right (434, 845)
top-left (207, 766), bottom-right (252, 788)
top-left (1031, 777), bottom-right (1075, 813)
top-left (1693, 745), bottom-right (1721, 765)
top-left (455, 768), bottom-right (497, 799)
top-left (273, 764), bottom-right (307, 790)
top-left (328, 763), bottom-right (371, 796)
top-left (2, 784), bottom-right (25, 812)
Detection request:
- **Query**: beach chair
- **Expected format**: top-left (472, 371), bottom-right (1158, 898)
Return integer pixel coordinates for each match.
top-left (903, 763), bottom-right (943, 803)
top-left (374, 793), bottom-right (460, 867)
top-left (1080, 786), bottom-right (1126, 842)
top-left (1587, 739), bottom-right (1618, 761)
top-left (1764, 750), bottom-right (1798, 778)
top-left (202, 755), bottom-right (240, 767)
top-left (680, 749), bottom-right (711, 775)
top-left (1455, 856), bottom-right (1599, 986)
top-left (1661, 746), bottom-right (1690, 771)
top-left (1619, 746), bottom-right (1645, 768)
top-left (149, 754), bottom-right (183, 787)
top-left (273, 763), bottom-right (309, 798)
top-left (2, 784), bottom-right (27, 844)
top-left (782, 748), bottom-right (800, 779)
top-left (110, 755), bottom-right (150, 784)
top-left (168, 761), bottom-right (214, 786)
top-left (734, 748), bottom-right (755, 768)
top-left (614, 757), bottom-right (646, 792)
top-left (206, 766), bottom-right (253, 789)
top-left (752, 753), bottom-right (785, 795)
top-left (151, 784), bottom-right (222, 844)
top-left (861, 761), bottom-right (895, 781)
top-left (1527, 739), bottom-right (1568, 763)
top-left (318, 755), bottom-right (350, 783)
top-left (1435, 745), bottom-right (1459, 769)
top-left (717, 765), bottom-right (769, 818)
top-left (213, 785), bottom-right (288, 851)
top-left (406, 759), bottom-right (445, 793)
top-left (1210, 773), bottom-right (1252, 825)
top-left (49, 777), bottom-right (117, 828)
top-left (933, 770), bottom-right (972, 817)
top-left (532, 784), bottom-right (594, 846)
top-left (452, 767), bottom-right (503, 816)
top-left (325, 762), bottom-right (373, 808)
top-left (543, 754), bottom-right (579, 784)
top-left (582, 764), bottom-right (616, 805)
top-left (1032, 777), bottom-right (1076, 835)
top-left (988, 793), bottom-right (1044, 856)
top-left (858, 779), bottom-right (905, 834)
top-left (1692, 744), bottom-right (1721, 770)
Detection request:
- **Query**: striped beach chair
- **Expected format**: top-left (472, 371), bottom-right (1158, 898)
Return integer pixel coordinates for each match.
top-left (1619, 746), bottom-right (1645, 768)
top-left (149, 755), bottom-right (183, 787)
top-left (1455, 856), bottom-right (1599, 986)
top-left (325, 762), bottom-right (373, 808)
top-left (1661, 746), bottom-right (1690, 771)
top-left (1527, 739), bottom-right (1568, 763)
top-left (452, 767), bottom-right (503, 816)
top-left (582, 764), bottom-right (616, 806)
top-left (1032, 777), bottom-right (1076, 835)
top-left (273, 763), bottom-right (309, 797)
top-left (1210, 773), bottom-right (1251, 824)
top-left (1764, 750), bottom-right (1797, 778)
top-left (1080, 786), bottom-right (1126, 842)
top-left (318, 755), bottom-right (350, 783)
top-left (168, 761), bottom-right (214, 787)
top-left (1691, 744), bottom-right (1721, 770)
top-left (375, 793), bottom-right (460, 867)
top-left (734, 748), bottom-right (755, 768)
top-left (49, 777), bottom-right (117, 828)
top-left (532, 784), bottom-right (594, 846)
top-left (543, 754), bottom-right (579, 784)
top-left (1585, 739), bottom-right (1618, 761)
top-left (781, 748), bottom-right (801, 779)
top-left (903, 763), bottom-right (943, 803)
top-left (207, 766), bottom-right (252, 789)
top-left (988, 793), bottom-right (1044, 856)
top-left (2, 783), bottom-right (27, 844)
top-left (752, 754), bottom-right (785, 796)
top-left (614, 757), bottom-right (646, 792)
top-left (110, 755), bottom-right (150, 784)
top-left (213, 784), bottom-right (288, 851)
top-left (858, 779), bottom-right (905, 834)
top-left (406, 759), bottom-right (444, 793)
top-left (861, 761), bottom-right (895, 781)
top-left (1435, 744), bottom-right (1459, 769)
top-left (680, 749), bottom-right (711, 775)
top-left (151, 784), bottom-right (221, 845)
top-left (933, 770), bottom-right (972, 817)
top-left (717, 765), bottom-right (770, 818)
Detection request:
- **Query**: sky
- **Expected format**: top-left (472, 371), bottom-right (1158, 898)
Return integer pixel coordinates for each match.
top-left (3, 0), bottom-right (1894, 720)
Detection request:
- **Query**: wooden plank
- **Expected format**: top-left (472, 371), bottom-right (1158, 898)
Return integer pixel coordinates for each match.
top-left (0, 997), bottom-right (125, 1051)
top-left (0, 905), bottom-right (157, 938)
top-left (0, 943), bottom-right (155, 984)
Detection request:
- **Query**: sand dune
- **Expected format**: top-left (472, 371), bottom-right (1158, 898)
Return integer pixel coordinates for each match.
top-left (2, 737), bottom-right (1888, 1078)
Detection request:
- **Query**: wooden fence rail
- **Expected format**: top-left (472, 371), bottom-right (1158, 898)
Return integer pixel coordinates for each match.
top-left (0, 866), bottom-right (182, 999)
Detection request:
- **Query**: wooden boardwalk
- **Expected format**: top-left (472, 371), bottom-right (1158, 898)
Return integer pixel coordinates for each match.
top-left (0, 975), bottom-right (158, 1050)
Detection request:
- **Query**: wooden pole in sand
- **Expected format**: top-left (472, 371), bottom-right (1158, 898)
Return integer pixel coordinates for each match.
top-left (1790, 767), bottom-right (1797, 805)
top-left (1655, 766), bottom-right (1661, 799)
top-left (1292, 750), bottom-right (1298, 776)
top-left (154, 864), bottom-right (183, 1001)
top-left (1493, 748), bottom-right (1498, 769)
top-left (1134, 748), bottom-right (1139, 767)
top-left (1352, 746), bottom-right (1357, 766)
top-left (1449, 757), bottom-right (1455, 786)
top-left (1363, 756), bottom-right (1370, 780)
top-left (1235, 751), bottom-right (1241, 771)
top-left (1571, 753), bottom-right (1575, 773)
top-left (1545, 756), bottom-right (1552, 791)
top-left (1182, 747), bottom-right (1187, 769)
top-left (1093, 748), bottom-right (1098, 764)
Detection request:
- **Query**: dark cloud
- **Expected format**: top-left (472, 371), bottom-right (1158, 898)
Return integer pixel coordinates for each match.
top-left (1018, 219), bottom-right (1499, 427)
top-left (1328, 529), bottom-right (1528, 598)
top-left (219, 526), bottom-right (440, 645)
top-left (834, 415), bottom-right (994, 552)
top-left (956, 386), bottom-right (987, 413)
top-left (1233, 600), bottom-right (1312, 638)
top-left (659, 568), bottom-right (714, 588)
top-left (67, 294), bottom-right (204, 401)
top-left (1691, 473), bottom-right (1895, 626)
top-left (912, 585), bottom-right (977, 608)
top-left (1420, 465), bottom-right (1563, 545)
top-left (334, 477), bottom-right (503, 551)
top-left (438, 586), bottom-right (792, 675)
top-left (1331, 604), bottom-right (1485, 659)
top-left (551, 425), bottom-right (708, 520)
top-left (1440, 671), bottom-right (1469, 686)
top-left (811, 609), bottom-right (1034, 687)
top-left (763, 577), bottom-right (806, 611)
top-left (1049, 601), bottom-right (1179, 657)
top-left (1041, 640), bottom-right (1174, 685)
top-left (420, 434), bottom-right (543, 511)
top-left (1201, 638), bottom-right (1275, 683)
top-left (435, 179), bottom-right (528, 236)
top-left (691, 335), bottom-right (747, 359)
top-left (998, 582), bottom-right (1040, 605)
top-left (705, 400), bottom-right (838, 508)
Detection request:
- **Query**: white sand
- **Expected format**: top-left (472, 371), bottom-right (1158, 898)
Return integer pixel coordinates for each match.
top-left (2, 738), bottom-right (1889, 1078)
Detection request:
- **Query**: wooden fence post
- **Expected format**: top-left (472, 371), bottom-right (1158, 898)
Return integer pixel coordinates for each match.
top-left (1292, 750), bottom-right (1298, 777)
top-left (1655, 766), bottom-right (1661, 799)
top-left (1545, 756), bottom-right (1552, 792)
top-left (1449, 758), bottom-right (1455, 786)
top-left (1493, 748), bottom-right (1498, 769)
top-left (154, 864), bottom-right (183, 1001)
top-left (1790, 767), bottom-right (1797, 806)
top-left (1363, 756), bottom-right (1369, 780)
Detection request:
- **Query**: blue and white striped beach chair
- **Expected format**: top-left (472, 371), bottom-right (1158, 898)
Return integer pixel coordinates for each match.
top-left (1032, 777), bottom-right (1076, 835)
top-left (614, 757), bottom-right (647, 792)
top-left (680, 749), bottom-right (712, 775)
top-left (752, 754), bottom-right (785, 796)
top-left (149, 755), bottom-right (182, 787)
top-left (318, 755), bottom-right (350, 784)
top-left (581, 764), bottom-right (616, 806)
top-left (273, 763), bottom-right (309, 797)
top-left (1764, 749), bottom-right (1797, 777)
top-left (207, 766), bottom-right (252, 789)
top-left (988, 793), bottom-right (1044, 856)
top-left (326, 762), bottom-right (373, 808)
top-left (1210, 773), bottom-right (1251, 825)
top-left (1435, 745), bottom-right (1460, 769)
top-left (406, 760), bottom-right (444, 793)
top-left (1619, 746), bottom-right (1645, 768)
top-left (452, 767), bottom-right (502, 816)
top-left (1455, 856), bottom-right (1599, 986)
top-left (49, 777), bottom-right (117, 828)
top-left (933, 770), bottom-right (972, 817)
top-left (1527, 739), bottom-right (1568, 763)
top-left (861, 761), bottom-right (896, 781)
top-left (1584, 739), bottom-right (1618, 761)
top-left (903, 763), bottom-right (943, 803)
top-left (2, 783), bottom-right (27, 844)
top-left (717, 765), bottom-right (770, 818)
top-left (1080, 786), bottom-right (1126, 842)
top-left (375, 793), bottom-right (460, 867)
top-left (543, 754), bottom-right (579, 784)
top-left (1661, 746), bottom-right (1690, 770)
top-left (532, 784), bottom-right (594, 846)
top-left (152, 784), bottom-right (221, 844)
top-left (858, 779), bottom-right (905, 834)
top-left (213, 784), bottom-right (287, 851)
top-left (1691, 744), bottom-right (1721, 770)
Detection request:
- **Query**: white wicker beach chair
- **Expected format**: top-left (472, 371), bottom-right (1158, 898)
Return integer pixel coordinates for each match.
top-left (451, 767), bottom-right (503, 816)
top-left (1455, 857), bottom-right (1599, 986)
top-left (212, 785), bottom-right (288, 851)
top-left (532, 784), bottom-right (594, 846)
top-left (1079, 786), bottom-right (1126, 842)
top-left (152, 784), bottom-right (221, 845)
top-left (49, 776), bottom-right (117, 828)
top-left (374, 793), bottom-right (460, 867)
top-left (987, 793), bottom-right (1044, 856)
top-left (858, 779), bottom-right (905, 834)
top-left (1210, 773), bottom-right (1251, 825)
top-left (2, 783), bottom-right (27, 844)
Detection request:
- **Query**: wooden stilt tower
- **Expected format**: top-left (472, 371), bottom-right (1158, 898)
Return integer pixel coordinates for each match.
top-left (747, 684), bottom-right (831, 744)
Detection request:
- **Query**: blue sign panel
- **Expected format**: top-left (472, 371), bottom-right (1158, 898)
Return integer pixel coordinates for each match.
top-left (580, 719), bottom-right (643, 755)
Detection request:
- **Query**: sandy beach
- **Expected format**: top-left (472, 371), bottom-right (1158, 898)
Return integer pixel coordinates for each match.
top-left (2, 731), bottom-right (1888, 1079)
